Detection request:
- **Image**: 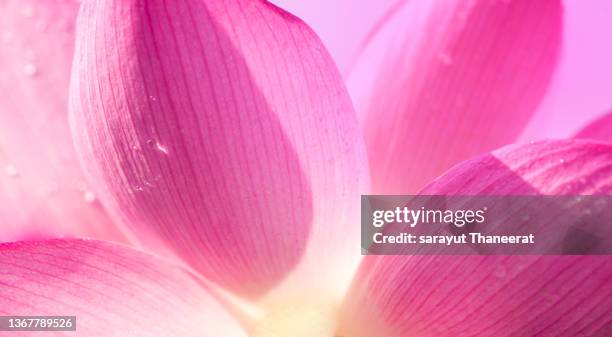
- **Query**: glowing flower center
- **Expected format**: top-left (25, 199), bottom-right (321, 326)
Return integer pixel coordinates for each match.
top-left (252, 303), bottom-right (338, 337)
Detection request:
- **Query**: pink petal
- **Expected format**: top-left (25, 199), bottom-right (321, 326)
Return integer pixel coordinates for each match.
top-left (341, 256), bottom-right (612, 337)
top-left (348, 0), bottom-right (562, 193)
top-left (339, 140), bottom-right (612, 337)
top-left (423, 139), bottom-right (612, 195)
top-left (575, 111), bottom-right (612, 143)
top-left (70, 0), bottom-right (368, 300)
top-left (0, 239), bottom-right (246, 337)
top-left (0, 0), bottom-right (125, 242)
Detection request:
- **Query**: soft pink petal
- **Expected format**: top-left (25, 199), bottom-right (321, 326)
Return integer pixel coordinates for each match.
top-left (574, 111), bottom-right (612, 143)
top-left (0, 0), bottom-right (125, 242)
top-left (339, 140), bottom-right (612, 337)
top-left (70, 0), bottom-right (368, 300)
top-left (0, 239), bottom-right (246, 337)
top-left (348, 0), bottom-right (562, 193)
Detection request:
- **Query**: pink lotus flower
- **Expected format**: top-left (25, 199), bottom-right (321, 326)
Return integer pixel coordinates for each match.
top-left (1, 0), bottom-right (611, 336)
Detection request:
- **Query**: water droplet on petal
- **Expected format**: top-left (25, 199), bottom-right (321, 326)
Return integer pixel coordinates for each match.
top-left (149, 95), bottom-right (157, 101)
top-left (147, 139), bottom-right (169, 154)
top-left (6, 165), bottom-right (19, 177)
top-left (83, 191), bottom-right (96, 203)
top-left (23, 63), bottom-right (38, 77)
top-left (559, 158), bottom-right (565, 164)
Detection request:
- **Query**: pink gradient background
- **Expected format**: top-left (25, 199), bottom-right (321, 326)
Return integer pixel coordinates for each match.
top-left (272, 0), bottom-right (612, 138)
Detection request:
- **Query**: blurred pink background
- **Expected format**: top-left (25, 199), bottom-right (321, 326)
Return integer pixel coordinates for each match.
top-left (271, 0), bottom-right (612, 139)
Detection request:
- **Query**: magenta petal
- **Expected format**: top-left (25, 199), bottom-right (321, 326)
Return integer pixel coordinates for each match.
top-left (0, 239), bottom-right (246, 336)
top-left (70, 0), bottom-right (368, 299)
top-left (575, 111), bottom-right (612, 143)
top-left (423, 139), bottom-right (612, 195)
top-left (339, 140), bottom-right (612, 337)
top-left (349, 0), bottom-right (562, 193)
top-left (341, 256), bottom-right (612, 337)
top-left (0, 0), bottom-right (125, 242)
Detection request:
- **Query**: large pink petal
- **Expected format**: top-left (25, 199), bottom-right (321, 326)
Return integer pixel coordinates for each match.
top-left (70, 0), bottom-right (368, 300)
top-left (0, 239), bottom-right (247, 337)
top-left (348, 0), bottom-right (562, 193)
top-left (575, 111), bottom-right (612, 143)
top-left (339, 140), bottom-right (612, 337)
top-left (0, 0), bottom-right (125, 242)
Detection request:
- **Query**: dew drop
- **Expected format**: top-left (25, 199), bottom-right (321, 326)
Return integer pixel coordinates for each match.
top-left (149, 95), bottom-right (157, 101)
top-left (83, 191), bottom-right (96, 203)
top-left (559, 158), bottom-right (565, 164)
top-left (6, 164), bottom-right (19, 177)
top-left (143, 180), bottom-right (156, 189)
top-left (23, 63), bottom-right (38, 77)
top-left (147, 139), bottom-right (169, 154)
